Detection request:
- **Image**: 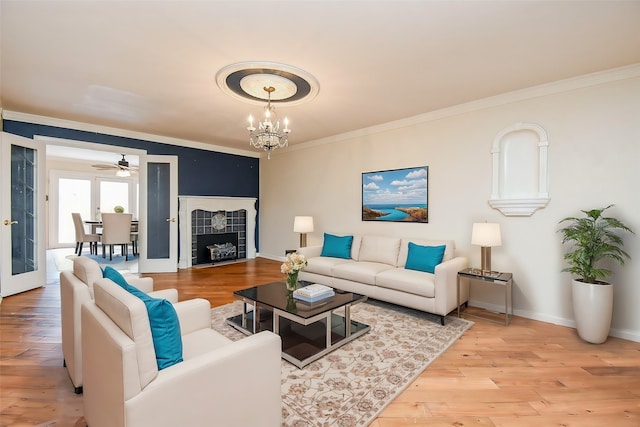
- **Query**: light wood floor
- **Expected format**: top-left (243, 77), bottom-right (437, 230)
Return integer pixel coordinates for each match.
top-left (1, 257), bottom-right (639, 426)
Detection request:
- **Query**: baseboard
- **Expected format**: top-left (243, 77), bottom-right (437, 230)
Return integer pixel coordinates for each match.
top-left (469, 299), bottom-right (640, 343)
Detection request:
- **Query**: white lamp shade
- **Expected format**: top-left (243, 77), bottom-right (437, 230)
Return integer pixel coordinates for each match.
top-left (293, 216), bottom-right (314, 233)
top-left (471, 222), bottom-right (502, 247)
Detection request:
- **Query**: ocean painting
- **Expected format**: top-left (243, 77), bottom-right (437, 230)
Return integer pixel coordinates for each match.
top-left (362, 166), bottom-right (428, 223)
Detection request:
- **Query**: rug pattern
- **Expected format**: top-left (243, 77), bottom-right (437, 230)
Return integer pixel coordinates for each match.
top-left (211, 300), bottom-right (473, 427)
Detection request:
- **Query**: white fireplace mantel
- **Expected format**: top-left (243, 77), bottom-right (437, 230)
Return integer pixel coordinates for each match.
top-left (178, 196), bottom-right (257, 269)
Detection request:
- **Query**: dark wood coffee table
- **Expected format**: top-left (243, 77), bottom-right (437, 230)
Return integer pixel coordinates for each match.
top-left (226, 281), bottom-right (370, 368)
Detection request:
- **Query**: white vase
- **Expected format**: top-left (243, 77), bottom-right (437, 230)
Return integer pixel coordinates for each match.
top-left (571, 279), bottom-right (613, 344)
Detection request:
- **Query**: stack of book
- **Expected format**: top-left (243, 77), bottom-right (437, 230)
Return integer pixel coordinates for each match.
top-left (293, 284), bottom-right (335, 303)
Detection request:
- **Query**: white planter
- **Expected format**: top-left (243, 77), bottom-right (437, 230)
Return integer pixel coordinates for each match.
top-left (571, 279), bottom-right (613, 344)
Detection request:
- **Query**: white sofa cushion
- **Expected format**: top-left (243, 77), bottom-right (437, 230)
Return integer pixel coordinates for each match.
top-left (350, 235), bottom-right (362, 261)
top-left (357, 235), bottom-right (401, 266)
top-left (397, 238), bottom-right (455, 267)
top-left (305, 256), bottom-right (354, 276)
top-left (376, 268), bottom-right (436, 298)
top-left (332, 261), bottom-right (395, 285)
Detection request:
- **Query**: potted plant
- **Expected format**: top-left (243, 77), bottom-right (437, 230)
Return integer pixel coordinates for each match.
top-left (558, 205), bottom-right (633, 343)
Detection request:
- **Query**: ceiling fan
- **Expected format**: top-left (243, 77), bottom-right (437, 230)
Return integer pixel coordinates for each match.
top-left (91, 154), bottom-right (138, 177)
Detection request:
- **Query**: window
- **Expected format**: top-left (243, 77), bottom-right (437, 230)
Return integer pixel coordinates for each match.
top-left (99, 179), bottom-right (130, 216)
top-left (58, 178), bottom-right (92, 244)
top-left (50, 171), bottom-right (138, 248)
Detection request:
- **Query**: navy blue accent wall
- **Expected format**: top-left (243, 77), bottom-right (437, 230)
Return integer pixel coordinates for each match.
top-left (3, 120), bottom-right (259, 197)
top-left (3, 119), bottom-right (260, 251)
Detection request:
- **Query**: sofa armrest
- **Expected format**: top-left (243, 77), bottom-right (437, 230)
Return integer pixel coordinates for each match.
top-left (297, 245), bottom-right (322, 259)
top-left (60, 271), bottom-right (93, 389)
top-left (148, 289), bottom-right (179, 303)
top-left (126, 276), bottom-right (154, 293)
top-left (433, 256), bottom-right (468, 316)
top-left (126, 331), bottom-right (282, 427)
top-left (173, 298), bottom-right (212, 336)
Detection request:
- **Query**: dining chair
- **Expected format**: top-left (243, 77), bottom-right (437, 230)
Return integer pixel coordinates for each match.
top-left (71, 213), bottom-right (100, 255)
top-left (101, 213), bottom-right (133, 260)
top-left (130, 231), bottom-right (139, 256)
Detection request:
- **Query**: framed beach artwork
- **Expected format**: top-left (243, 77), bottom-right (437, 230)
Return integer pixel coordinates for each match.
top-left (362, 166), bottom-right (429, 223)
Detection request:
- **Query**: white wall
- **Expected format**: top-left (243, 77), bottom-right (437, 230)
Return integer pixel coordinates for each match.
top-left (260, 74), bottom-right (640, 341)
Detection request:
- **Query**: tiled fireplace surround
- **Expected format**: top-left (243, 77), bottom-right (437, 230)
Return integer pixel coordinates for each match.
top-left (178, 196), bottom-right (257, 269)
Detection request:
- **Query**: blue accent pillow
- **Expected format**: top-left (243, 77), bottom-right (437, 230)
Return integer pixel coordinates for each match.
top-left (103, 266), bottom-right (183, 370)
top-left (404, 243), bottom-right (446, 274)
top-left (320, 233), bottom-right (353, 259)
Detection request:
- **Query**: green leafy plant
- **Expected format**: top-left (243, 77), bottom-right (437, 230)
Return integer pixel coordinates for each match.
top-left (113, 205), bottom-right (125, 213)
top-left (558, 205), bottom-right (633, 284)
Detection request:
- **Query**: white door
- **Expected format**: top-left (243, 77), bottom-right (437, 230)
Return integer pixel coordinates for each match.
top-left (138, 155), bottom-right (178, 273)
top-left (0, 132), bottom-right (46, 297)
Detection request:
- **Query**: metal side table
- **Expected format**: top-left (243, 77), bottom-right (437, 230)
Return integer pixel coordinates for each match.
top-left (457, 268), bottom-right (513, 326)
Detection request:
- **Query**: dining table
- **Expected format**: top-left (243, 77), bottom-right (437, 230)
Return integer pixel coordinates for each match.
top-left (84, 220), bottom-right (139, 234)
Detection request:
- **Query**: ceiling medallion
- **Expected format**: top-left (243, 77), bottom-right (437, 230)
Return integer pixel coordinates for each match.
top-left (216, 62), bottom-right (319, 158)
top-left (216, 61), bottom-right (319, 106)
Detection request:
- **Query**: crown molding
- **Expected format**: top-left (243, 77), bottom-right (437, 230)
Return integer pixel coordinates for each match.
top-left (1, 110), bottom-right (260, 159)
top-left (294, 63), bottom-right (640, 151)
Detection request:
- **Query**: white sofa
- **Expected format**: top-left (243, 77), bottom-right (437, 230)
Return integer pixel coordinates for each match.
top-left (298, 235), bottom-right (468, 325)
top-left (82, 278), bottom-right (282, 427)
top-left (60, 256), bottom-right (178, 393)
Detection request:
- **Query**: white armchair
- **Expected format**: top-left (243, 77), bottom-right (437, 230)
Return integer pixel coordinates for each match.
top-left (81, 278), bottom-right (282, 427)
top-left (60, 256), bottom-right (177, 393)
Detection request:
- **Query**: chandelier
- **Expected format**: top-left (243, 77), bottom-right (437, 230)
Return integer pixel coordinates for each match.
top-left (247, 86), bottom-right (290, 159)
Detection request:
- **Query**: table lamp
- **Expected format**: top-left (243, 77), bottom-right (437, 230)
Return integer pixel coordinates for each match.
top-left (293, 216), bottom-right (314, 247)
top-left (471, 222), bottom-right (502, 274)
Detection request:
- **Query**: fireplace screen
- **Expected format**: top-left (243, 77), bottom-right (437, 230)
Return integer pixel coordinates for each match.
top-left (206, 243), bottom-right (237, 262)
top-left (196, 232), bottom-right (239, 264)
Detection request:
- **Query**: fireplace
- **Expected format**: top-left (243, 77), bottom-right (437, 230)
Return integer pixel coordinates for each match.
top-left (196, 232), bottom-right (238, 264)
top-left (178, 196), bottom-right (257, 269)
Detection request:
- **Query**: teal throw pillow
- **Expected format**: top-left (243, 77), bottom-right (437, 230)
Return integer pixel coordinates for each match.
top-left (103, 266), bottom-right (183, 370)
top-left (102, 265), bottom-right (130, 289)
top-left (320, 233), bottom-right (353, 259)
top-left (404, 242), bottom-right (446, 274)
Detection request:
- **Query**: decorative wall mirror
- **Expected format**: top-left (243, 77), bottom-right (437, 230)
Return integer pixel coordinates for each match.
top-left (489, 122), bottom-right (550, 216)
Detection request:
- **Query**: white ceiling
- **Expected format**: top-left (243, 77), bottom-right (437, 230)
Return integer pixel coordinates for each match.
top-left (2, 1), bottom-right (640, 154)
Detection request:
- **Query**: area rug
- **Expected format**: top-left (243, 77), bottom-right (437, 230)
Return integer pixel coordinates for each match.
top-left (51, 248), bottom-right (75, 272)
top-left (83, 252), bottom-right (138, 265)
top-left (210, 300), bottom-right (473, 427)
top-left (50, 248), bottom-right (138, 273)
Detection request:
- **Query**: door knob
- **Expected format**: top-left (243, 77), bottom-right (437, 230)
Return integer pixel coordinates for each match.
top-left (166, 218), bottom-right (176, 222)
top-left (3, 220), bottom-right (18, 226)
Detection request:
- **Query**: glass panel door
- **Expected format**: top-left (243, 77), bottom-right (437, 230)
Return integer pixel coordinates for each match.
top-left (10, 144), bottom-right (36, 275)
top-left (138, 155), bottom-right (178, 273)
top-left (1, 132), bottom-right (46, 297)
top-left (147, 162), bottom-right (170, 259)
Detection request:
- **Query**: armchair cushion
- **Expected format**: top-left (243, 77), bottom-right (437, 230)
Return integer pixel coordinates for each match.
top-left (405, 242), bottom-right (446, 274)
top-left (73, 255), bottom-right (104, 298)
top-left (103, 267), bottom-right (183, 370)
